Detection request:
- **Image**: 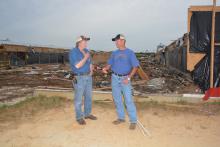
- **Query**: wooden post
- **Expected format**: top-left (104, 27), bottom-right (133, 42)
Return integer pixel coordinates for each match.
top-left (187, 8), bottom-right (192, 71)
top-left (210, 0), bottom-right (217, 88)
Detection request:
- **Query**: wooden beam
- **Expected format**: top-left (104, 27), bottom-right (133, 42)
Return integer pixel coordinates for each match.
top-left (187, 8), bottom-right (190, 71)
top-left (210, 0), bottom-right (217, 88)
top-left (189, 6), bottom-right (220, 12)
top-left (137, 66), bottom-right (149, 80)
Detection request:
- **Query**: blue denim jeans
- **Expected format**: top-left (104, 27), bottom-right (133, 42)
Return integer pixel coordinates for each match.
top-left (72, 75), bottom-right (92, 120)
top-left (111, 74), bottom-right (137, 123)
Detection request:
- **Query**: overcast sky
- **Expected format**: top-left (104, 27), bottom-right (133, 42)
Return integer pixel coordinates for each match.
top-left (0, 0), bottom-right (219, 52)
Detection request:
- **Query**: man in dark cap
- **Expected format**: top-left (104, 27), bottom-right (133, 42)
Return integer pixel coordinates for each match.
top-left (103, 34), bottom-right (139, 130)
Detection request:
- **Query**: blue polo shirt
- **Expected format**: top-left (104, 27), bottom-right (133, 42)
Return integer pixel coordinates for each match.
top-left (108, 48), bottom-right (139, 75)
top-left (69, 48), bottom-right (91, 74)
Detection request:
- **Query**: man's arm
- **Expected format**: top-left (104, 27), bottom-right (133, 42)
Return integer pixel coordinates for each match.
top-left (122, 50), bottom-right (139, 84)
top-left (75, 52), bottom-right (90, 69)
top-left (126, 50), bottom-right (139, 80)
top-left (128, 67), bottom-right (138, 79)
top-left (90, 64), bottom-right (94, 75)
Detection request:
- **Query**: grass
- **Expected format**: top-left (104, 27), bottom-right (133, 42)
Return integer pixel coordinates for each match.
top-left (206, 101), bottom-right (220, 105)
top-left (0, 95), bottom-right (218, 123)
top-left (93, 100), bottom-right (114, 109)
top-left (0, 95), bottom-right (70, 122)
top-left (93, 99), bottom-right (195, 111)
top-left (176, 100), bottom-right (188, 105)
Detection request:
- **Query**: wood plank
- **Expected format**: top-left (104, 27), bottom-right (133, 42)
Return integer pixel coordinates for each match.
top-left (186, 9), bottom-right (191, 71)
top-left (187, 53), bottom-right (206, 71)
top-left (210, 0), bottom-right (217, 88)
top-left (137, 66), bottom-right (149, 80)
top-left (189, 6), bottom-right (220, 12)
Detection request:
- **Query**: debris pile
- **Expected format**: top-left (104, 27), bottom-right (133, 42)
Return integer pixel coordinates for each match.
top-left (0, 51), bottom-right (200, 103)
top-left (133, 53), bottom-right (197, 94)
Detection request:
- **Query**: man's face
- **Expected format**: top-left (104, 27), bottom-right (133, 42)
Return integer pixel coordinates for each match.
top-left (78, 40), bottom-right (87, 49)
top-left (115, 39), bottom-right (125, 49)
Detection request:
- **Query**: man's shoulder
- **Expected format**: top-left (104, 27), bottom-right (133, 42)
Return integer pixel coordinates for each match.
top-left (69, 48), bottom-right (78, 54)
top-left (124, 48), bottom-right (136, 56)
top-left (126, 48), bottom-right (134, 53)
top-left (111, 49), bottom-right (119, 55)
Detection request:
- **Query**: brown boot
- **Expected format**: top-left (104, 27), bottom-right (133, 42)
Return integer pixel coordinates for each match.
top-left (129, 123), bottom-right (136, 130)
top-left (77, 118), bottom-right (86, 125)
top-left (85, 114), bottom-right (97, 120)
top-left (112, 119), bottom-right (125, 125)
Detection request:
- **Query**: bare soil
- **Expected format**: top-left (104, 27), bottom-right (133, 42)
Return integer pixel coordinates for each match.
top-left (0, 97), bottom-right (220, 147)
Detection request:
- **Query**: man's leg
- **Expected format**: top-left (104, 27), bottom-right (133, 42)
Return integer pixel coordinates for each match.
top-left (84, 76), bottom-right (97, 120)
top-left (121, 81), bottom-right (137, 124)
top-left (73, 76), bottom-right (86, 121)
top-left (84, 76), bottom-right (92, 117)
top-left (112, 74), bottom-right (125, 121)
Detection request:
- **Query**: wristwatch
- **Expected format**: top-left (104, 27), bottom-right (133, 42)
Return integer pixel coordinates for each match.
top-left (127, 77), bottom-right (131, 81)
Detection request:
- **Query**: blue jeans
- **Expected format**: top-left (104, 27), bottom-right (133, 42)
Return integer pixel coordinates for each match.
top-left (111, 74), bottom-right (137, 123)
top-left (72, 75), bottom-right (92, 120)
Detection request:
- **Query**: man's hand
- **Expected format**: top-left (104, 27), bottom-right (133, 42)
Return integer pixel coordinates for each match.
top-left (89, 71), bottom-right (93, 76)
top-left (122, 67), bottom-right (138, 84)
top-left (102, 67), bottom-right (109, 74)
top-left (84, 52), bottom-right (90, 60)
top-left (75, 51), bottom-right (90, 69)
top-left (122, 77), bottom-right (130, 85)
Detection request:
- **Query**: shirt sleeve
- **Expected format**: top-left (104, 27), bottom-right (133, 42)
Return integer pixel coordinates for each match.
top-left (107, 52), bottom-right (114, 66)
top-left (69, 50), bottom-right (78, 68)
top-left (130, 51), bottom-right (140, 67)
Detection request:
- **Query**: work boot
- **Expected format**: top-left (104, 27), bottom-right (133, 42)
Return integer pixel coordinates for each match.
top-left (129, 123), bottom-right (136, 130)
top-left (77, 118), bottom-right (86, 125)
top-left (112, 119), bottom-right (125, 125)
top-left (85, 114), bottom-right (97, 120)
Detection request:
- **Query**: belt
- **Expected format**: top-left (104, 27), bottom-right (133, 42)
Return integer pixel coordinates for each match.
top-left (73, 72), bottom-right (90, 76)
top-left (112, 71), bottom-right (128, 77)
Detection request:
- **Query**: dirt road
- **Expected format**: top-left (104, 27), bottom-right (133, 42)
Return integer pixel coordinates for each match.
top-left (0, 101), bottom-right (220, 147)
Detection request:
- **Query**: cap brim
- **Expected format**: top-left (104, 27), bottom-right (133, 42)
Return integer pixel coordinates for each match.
top-left (76, 37), bottom-right (90, 43)
top-left (85, 38), bottom-right (90, 41)
top-left (112, 35), bottom-right (125, 41)
top-left (112, 37), bottom-right (120, 41)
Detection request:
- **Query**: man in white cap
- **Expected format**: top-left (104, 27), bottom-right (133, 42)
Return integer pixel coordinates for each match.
top-left (69, 35), bottom-right (97, 125)
top-left (102, 34), bottom-right (139, 130)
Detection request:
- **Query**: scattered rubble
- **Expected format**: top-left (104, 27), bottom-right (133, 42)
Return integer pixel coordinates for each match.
top-left (0, 51), bottom-right (200, 103)
top-left (133, 53), bottom-right (197, 94)
top-left (146, 78), bottom-right (165, 90)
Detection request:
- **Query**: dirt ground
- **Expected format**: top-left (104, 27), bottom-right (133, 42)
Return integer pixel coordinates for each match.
top-left (0, 99), bottom-right (220, 147)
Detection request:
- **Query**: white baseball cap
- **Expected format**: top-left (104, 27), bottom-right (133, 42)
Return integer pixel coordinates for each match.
top-left (76, 35), bottom-right (90, 43)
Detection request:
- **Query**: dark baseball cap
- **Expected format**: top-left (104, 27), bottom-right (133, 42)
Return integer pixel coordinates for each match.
top-left (112, 34), bottom-right (126, 41)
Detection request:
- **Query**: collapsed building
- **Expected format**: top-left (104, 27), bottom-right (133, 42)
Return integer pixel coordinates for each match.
top-left (0, 43), bottom-right (69, 68)
top-left (156, 5), bottom-right (220, 92)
